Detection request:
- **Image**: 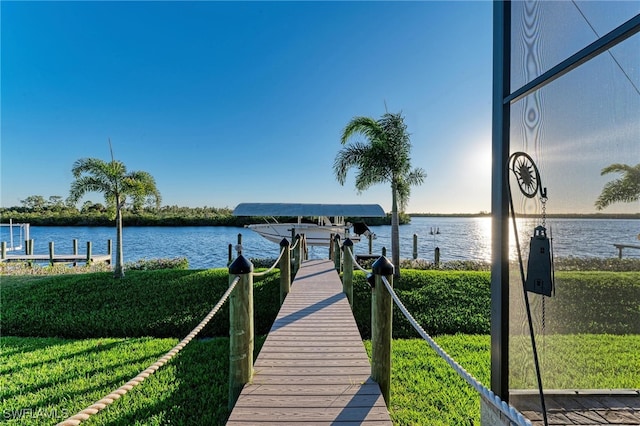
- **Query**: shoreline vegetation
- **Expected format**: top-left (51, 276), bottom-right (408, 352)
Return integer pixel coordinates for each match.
top-left (1, 206), bottom-right (638, 227)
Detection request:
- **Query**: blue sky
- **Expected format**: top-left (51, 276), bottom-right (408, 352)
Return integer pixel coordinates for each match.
top-left (2, 1), bottom-right (637, 214)
top-left (1, 1), bottom-right (493, 214)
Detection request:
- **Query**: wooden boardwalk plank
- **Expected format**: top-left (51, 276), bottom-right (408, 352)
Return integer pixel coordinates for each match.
top-left (227, 259), bottom-right (392, 425)
top-left (511, 391), bottom-right (640, 425)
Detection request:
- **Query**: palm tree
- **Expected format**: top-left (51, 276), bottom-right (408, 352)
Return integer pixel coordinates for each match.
top-left (68, 144), bottom-right (161, 278)
top-left (334, 112), bottom-right (426, 274)
top-left (595, 163), bottom-right (640, 210)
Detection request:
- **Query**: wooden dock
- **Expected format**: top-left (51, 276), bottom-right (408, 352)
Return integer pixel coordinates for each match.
top-left (512, 390), bottom-right (640, 425)
top-left (227, 259), bottom-right (392, 425)
top-left (0, 254), bottom-right (111, 264)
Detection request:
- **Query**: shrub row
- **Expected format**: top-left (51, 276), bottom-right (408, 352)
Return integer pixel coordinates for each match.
top-left (2, 268), bottom-right (638, 339)
top-left (1, 269), bottom-right (281, 339)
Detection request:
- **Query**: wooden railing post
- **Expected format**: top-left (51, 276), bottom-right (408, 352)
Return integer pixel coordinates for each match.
top-left (333, 234), bottom-right (341, 272)
top-left (86, 241), bottom-right (92, 264)
top-left (302, 234), bottom-right (308, 260)
top-left (371, 254), bottom-right (394, 406)
top-left (73, 239), bottom-right (78, 266)
top-left (27, 239), bottom-right (34, 267)
top-left (298, 234), bottom-right (305, 265)
top-left (49, 241), bottom-right (55, 266)
top-left (1, 242), bottom-right (6, 260)
top-left (342, 238), bottom-right (354, 309)
top-left (279, 238), bottom-right (291, 305)
top-left (237, 233), bottom-right (243, 255)
top-left (413, 234), bottom-right (418, 260)
top-left (292, 234), bottom-right (301, 275)
top-left (329, 233), bottom-right (334, 260)
top-left (228, 254), bottom-right (254, 409)
top-left (368, 233), bottom-right (373, 254)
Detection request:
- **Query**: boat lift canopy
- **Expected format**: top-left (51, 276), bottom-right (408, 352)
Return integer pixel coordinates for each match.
top-left (233, 203), bottom-right (386, 217)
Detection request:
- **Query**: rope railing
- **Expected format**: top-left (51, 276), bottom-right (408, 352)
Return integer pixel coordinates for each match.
top-left (57, 276), bottom-right (242, 426)
top-left (346, 246), bottom-right (371, 273)
top-left (380, 275), bottom-right (532, 426)
top-left (253, 246), bottom-right (286, 277)
top-left (288, 236), bottom-right (300, 251)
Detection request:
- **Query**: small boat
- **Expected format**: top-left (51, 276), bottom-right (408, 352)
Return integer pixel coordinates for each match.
top-left (232, 203), bottom-right (385, 246)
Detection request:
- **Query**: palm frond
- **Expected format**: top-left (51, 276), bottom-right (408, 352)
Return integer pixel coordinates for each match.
top-left (333, 143), bottom-right (370, 185)
top-left (595, 163), bottom-right (640, 210)
top-left (340, 116), bottom-right (384, 145)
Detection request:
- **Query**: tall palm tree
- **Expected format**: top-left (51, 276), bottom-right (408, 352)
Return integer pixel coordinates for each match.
top-left (68, 145), bottom-right (161, 278)
top-left (595, 163), bottom-right (640, 210)
top-left (334, 112), bottom-right (426, 274)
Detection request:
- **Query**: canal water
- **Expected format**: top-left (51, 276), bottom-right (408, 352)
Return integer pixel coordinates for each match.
top-left (2, 217), bottom-right (638, 269)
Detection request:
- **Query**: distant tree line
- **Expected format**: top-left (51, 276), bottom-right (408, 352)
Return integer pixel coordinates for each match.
top-left (0, 195), bottom-right (399, 227)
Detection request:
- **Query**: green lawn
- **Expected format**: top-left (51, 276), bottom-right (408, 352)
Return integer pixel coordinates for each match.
top-left (2, 267), bottom-right (638, 425)
top-left (2, 335), bottom-right (638, 425)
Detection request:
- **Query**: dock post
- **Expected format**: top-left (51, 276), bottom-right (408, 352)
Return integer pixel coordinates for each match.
top-left (237, 233), bottom-right (243, 255)
top-left (27, 239), bottom-right (34, 267)
top-left (49, 241), bottom-right (55, 266)
top-left (342, 238), bottom-right (354, 308)
top-left (297, 235), bottom-right (304, 269)
top-left (279, 238), bottom-right (291, 305)
top-left (228, 244), bottom-right (233, 265)
top-left (302, 234), bottom-right (308, 260)
top-left (73, 239), bottom-right (78, 266)
top-left (333, 234), bottom-right (341, 272)
top-left (107, 239), bottom-right (112, 256)
top-left (435, 247), bottom-right (440, 267)
top-left (228, 255), bottom-right (254, 409)
top-left (1, 242), bottom-right (6, 260)
top-left (371, 255), bottom-right (394, 406)
top-left (413, 234), bottom-right (418, 259)
top-left (292, 234), bottom-right (301, 275)
top-left (329, 233), bottom-right (334, 260)
top-left (86, 241), bottom-right (92, 264)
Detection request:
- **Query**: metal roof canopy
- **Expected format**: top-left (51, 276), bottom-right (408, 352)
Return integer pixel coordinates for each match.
top-left (233, 203), bottom-right (386, 217)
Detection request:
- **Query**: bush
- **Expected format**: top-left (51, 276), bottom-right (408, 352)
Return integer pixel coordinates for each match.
top-left (1, 269), bottom-right (280, 339)
top-left (125, 257), bottom-right (189, 270)
top-left (351, 270), bottom-right (492, 338)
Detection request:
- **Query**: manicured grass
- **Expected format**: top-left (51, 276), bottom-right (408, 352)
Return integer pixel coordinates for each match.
top-left (510, 333), bottom-right (640, 389)
top-left (3, 335), bottom-right (638, 425)
top-left (0, 336), bottom-right (264, 425)
top-left (2, 268), bottom-right (638, 424)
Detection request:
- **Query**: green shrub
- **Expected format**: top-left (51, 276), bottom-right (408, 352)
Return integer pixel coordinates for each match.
top-left (351, 270), bottom-right (491, 338)
top-left (542, 271), bottom-right (640, 334)
top-left (1, 269), bottom-right (280, 339)
top-left (125, 257), bottom-right (189, 270)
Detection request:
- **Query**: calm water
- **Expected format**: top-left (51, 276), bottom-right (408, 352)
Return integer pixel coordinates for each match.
top-left (2, 217), bottom-right (639, 269)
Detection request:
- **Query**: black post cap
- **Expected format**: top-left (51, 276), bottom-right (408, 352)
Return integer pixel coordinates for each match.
top-left (372, 255), bottom-right (394, 276)
top-left (342, 238), bottom-right (353, 247)
top-left (280, 238), bottom-right (290, 247)
top-left (229, 254), bottom-right (253, 274)
top-left (333, 234), bottom-right (341, 241)
top-left (366, 273), bottom-right (376, 289)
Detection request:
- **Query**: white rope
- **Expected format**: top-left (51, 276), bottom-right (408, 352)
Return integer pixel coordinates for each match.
top-left (346, 247), bottom-right (371, 273)
top-left (380, 276), bottom-right (532, 426)
top-left (288, 237), bottom-right (300, 251)
top-left (58, 276), bottom-right (242, 426)
top-left (253, 246), bottom-right (286, 277)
